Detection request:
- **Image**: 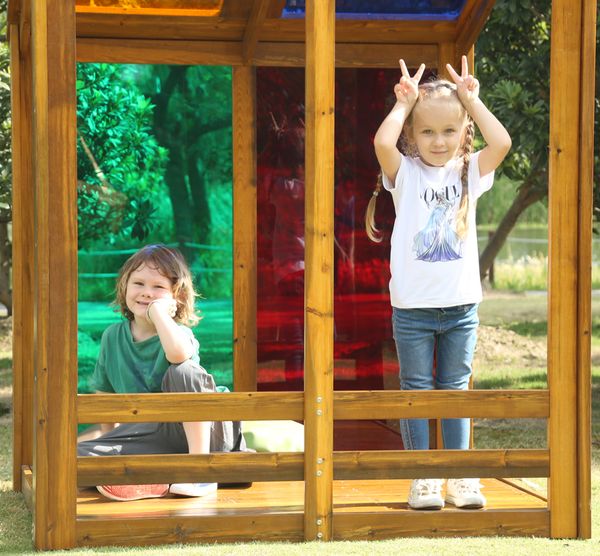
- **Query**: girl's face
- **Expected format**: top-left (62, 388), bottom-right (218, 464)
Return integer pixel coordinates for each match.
top-left (125, 264), bottom-right (174, 322)
top-left (409, 97), bottom-right (467, 167)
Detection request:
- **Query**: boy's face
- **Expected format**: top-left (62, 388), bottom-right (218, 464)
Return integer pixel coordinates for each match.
top-left (126, 264), bottom-right (174, 322)
top-left (410, 97), bottom-right (467, 167)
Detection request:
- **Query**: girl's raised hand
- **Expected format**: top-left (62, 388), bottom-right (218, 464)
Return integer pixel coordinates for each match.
top-left (446, 55), bottom-right (480, 105)
top-left (394, 59), bottom-right (425, 108)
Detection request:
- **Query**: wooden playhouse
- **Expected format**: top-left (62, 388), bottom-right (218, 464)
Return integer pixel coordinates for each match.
top-left (7, 0), bottom-right (595, 549)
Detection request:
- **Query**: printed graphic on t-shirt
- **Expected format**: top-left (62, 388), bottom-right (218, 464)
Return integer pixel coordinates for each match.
top-left (413, 184), bottom-right (462, 263)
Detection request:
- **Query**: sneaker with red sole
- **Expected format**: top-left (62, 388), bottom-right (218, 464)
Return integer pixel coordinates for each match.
top-left (97, 483), bottom-right (169, 502)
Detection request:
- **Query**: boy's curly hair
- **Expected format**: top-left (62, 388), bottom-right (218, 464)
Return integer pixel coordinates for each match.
top-left (114, 244), bottom-right (200, 326)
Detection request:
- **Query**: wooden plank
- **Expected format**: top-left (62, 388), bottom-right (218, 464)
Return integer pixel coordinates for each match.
top-left (437, 42), bottom-right (456, 80)
top-left (76, 4), bottom-right (223, 17)
top-left (455, 0), bottom-right (496, 57)
top-left (77, 448), bottom-right (548, 487)
top-left (78, 452), bottom-right (304, 486)
top-left (548, 0), bottom-right (582, 539)
top-left (242, 0), bottom-right (271, 64)
top-left (74, 12), bottom-right (455, 44)
top-left (304, 0), bottom-right (335, 542)
top-left (333, 449), bottom-right (549, 480)
top-left (254, 43), bottom-right (438, 69)
top-left (9, 20), bottom-right (35, 492)
top-left (576, 0), bottom-right (596, 539)
top-left (333, 510), bottom-right (550, 539)
top-left (77, 514), bottom-right (304, 547)
top-left (7, 0), bottom-right (21, 24)
top-left (267, 0), bottom-right (286, 18)
top-left (77, 390), bottom-right (548, 423)
top-left (76, 38), bottom-right (436, 68)
top-left (77, 392), bottom-right (304, 423)
top-left (31, 0), bottom-right (78, 550)
top-left (77, 38), bottom-right (243, 65)
top-left (232, 66), bottom-right (258, 392)
top-left (21, 466), bottom-right (33, 511)
top-left (333, 390), bottom-right (549, 419)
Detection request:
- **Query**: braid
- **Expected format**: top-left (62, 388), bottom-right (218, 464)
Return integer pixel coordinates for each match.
top-left (455, 119), bottom-right (474, 239)
top-left (365, 172), bottom-right (384, 243)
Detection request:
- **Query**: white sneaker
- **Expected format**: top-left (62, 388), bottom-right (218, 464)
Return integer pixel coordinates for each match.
top-left (445, 478), bottom-right (486, 509)
top-left (407, 479), bottom-right (444, 510)
top-left (169, 482), bottom-right (218, 497)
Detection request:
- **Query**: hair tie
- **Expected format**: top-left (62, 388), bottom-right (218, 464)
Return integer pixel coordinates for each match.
top-left (372, 190), bottom-right (379, 197)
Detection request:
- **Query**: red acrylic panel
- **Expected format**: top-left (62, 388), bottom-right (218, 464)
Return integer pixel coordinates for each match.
top-left (256, 67), bottom-right (400, 392)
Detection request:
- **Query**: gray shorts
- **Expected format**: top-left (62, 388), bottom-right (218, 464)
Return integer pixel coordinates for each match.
top-left (77, 360), bottom-right (245, 456)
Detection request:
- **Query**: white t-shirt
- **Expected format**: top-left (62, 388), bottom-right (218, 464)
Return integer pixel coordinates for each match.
top-left (382, 151), bottom-right (493, 308)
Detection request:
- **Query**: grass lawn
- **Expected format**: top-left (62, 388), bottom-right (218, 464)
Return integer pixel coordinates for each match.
top-left (1, 292), bottom-right (600, 554)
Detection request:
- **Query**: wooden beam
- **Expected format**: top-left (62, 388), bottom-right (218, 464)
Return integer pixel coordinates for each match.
top-left (333, 390), bottom-right (549, 419)
top-left (267, 0), bottom-right (286, 18)
top-left (7, 0), bottom-right (21, 25)
top-left (232, 66), bottom-right (258, 392)
top-left (242, 0), bottom-right (271, 65)
top-left (333, 511), bottom-right (549, 539)
top-left (76, 449), bottom-right (548, 486)
top-left (77, 389), bottom-right (548, 423)
top-left (74, 12), bottom-right (455, 44)
top-left (31, 0), bottom-right (78, 550)
top-left (548, 0), bottom-right (585, 539)
top-left (75, 4), bottom-right (223, 17)
top-left (77, 38), bottom-right (436, 68)
top-left (455, 0), bottom-right (496, 57)
top-left (9, 20), bottom-right (35, 492)
top-left (77, 514), bottom-right (304, 547)
top-left (77, 392), bottom-right (305, 423)
top-left (78, 452), bottom-right (304, 486)
top-left (304, 0), bottom-right (335, 542)
top-left (576, 0), bottom-right (596, 540)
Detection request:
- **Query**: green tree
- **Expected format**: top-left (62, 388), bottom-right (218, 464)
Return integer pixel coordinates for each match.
top-left (76, 63), bottom-right (168, 247)
top-left (476, 0), bottom-right (552, 278)
top-left (132, 65), bottom-right (232, 264)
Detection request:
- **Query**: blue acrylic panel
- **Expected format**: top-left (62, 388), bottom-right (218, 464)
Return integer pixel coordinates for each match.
top-left (283, 1), bottom-right (467, 20)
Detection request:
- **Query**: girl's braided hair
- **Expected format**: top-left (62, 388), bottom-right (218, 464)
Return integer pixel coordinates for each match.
top-left (366, 79), bottom-right (474, 242)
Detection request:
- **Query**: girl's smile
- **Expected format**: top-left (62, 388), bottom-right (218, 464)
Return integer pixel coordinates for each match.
top-left (410, 98), bottom-right (467, 167)
top-left (126, 264), bottom-right (175, 322)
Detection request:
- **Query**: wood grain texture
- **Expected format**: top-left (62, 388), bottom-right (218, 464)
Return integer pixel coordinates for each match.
top-left (304, 0), bottom-right (335, 542)
top-left (232, 66), bottom-right (258, 391)
top-left (9, 20), bottom-right (35, 492)
top-left (242, 0), bottom-right (270, 64)
top-left (31, 0), bottom-right (78, 549)
top-left (77, 392), bottom-right (304, 423)
top-left (548, 0), bottom-right (584, 539)
top-left (576, 0), bottom-right (596, 539)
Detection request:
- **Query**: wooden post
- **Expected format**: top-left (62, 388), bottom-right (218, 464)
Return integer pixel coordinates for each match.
top-left (548, 0), bottom-right (593, 539)
top-left (576, 0), bottom-right (596, 539)
top-left (9, 12), bottom-right (35, 492)
top-left (232, 66), bottom-right (258, 392)
top-left (304, 0), bottom-right (335, 542)
top-left (31, 0), bottom-right (78, 549)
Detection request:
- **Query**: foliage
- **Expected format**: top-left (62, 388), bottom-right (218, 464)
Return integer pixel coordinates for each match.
top-left (76, 63), bottom-right (168, 247)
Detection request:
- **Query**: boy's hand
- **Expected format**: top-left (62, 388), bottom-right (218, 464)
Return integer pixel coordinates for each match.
top-left (146, 298), bottom-right (178, 322)
top-left (394, 59), bottom-right (425, 108)
top-left (446, 55), bottom-right (480, 106)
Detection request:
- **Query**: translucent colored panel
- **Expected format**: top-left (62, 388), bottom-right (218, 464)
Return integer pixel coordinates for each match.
top-left (284, 0), bottom-right (466, 19)
top-left (256, 67), bottom-right (400, 392)
top-left (76, 1), bottom-right (223, 11)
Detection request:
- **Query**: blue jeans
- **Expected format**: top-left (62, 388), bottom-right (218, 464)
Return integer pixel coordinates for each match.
top-left (392, 304), bottom-right (479, 451)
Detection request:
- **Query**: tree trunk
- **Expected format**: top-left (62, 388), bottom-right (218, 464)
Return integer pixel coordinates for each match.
top-left (0, 221), bottom-right (11, 315)
top-left (479, 182), bottom-right (546, 280)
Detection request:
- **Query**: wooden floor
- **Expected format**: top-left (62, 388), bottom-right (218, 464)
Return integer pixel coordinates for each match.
top-left (77, 477), bottom-right (546, 519)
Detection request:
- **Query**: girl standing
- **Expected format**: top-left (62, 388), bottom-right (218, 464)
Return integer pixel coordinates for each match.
top-left (368, 56), bottom-right (511, 510)
top-left (78, 244), bottom-right (245, 501)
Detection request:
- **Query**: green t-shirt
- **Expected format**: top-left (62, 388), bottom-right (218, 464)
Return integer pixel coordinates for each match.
top-left (91, 321), bottom-right (200, 393)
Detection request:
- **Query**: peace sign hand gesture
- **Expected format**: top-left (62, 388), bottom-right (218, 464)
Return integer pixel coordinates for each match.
top-left (394, 59), bottom-right (426, 109)
top-left (446, 55), bottom-right (480, 106)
